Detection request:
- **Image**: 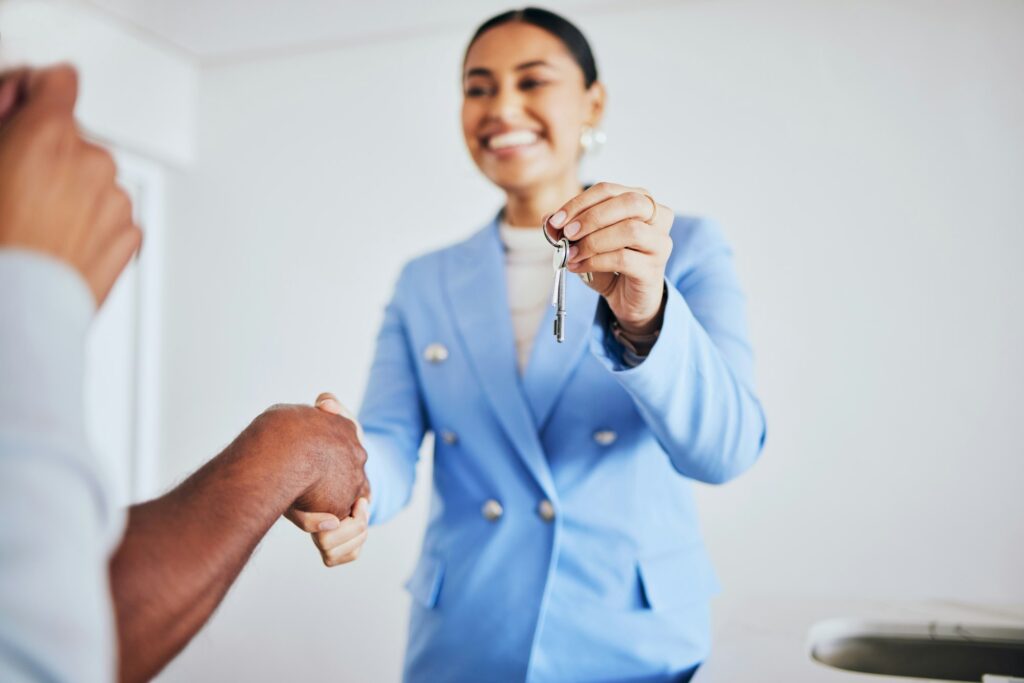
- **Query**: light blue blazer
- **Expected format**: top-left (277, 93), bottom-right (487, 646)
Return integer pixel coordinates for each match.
top-left (360, 213), bottom-right (766, 683)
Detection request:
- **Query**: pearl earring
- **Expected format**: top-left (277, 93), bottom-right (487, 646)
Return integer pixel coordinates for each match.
top-left (580, 126), bottom-right (607, 154)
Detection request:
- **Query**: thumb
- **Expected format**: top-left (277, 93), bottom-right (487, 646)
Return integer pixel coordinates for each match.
top-left (356, 497), bottom-right (370, 523)
top-left (286, 509), bottom-right (341, 533)
top-left (315, 391), bottom-right (344, 416)
top-left (22, 64), bottom-right (78, 117)
top-left (580, 270), bottom-right (618, 298)
top-left (315, 391), bottom-right (365, 441)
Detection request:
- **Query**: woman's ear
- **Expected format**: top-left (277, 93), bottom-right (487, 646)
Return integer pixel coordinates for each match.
top-left (585, 81), bottom-right (606, 128)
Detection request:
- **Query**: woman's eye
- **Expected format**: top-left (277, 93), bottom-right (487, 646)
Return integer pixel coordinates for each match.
top-left (465, 85), bottom-right (490, 98)
top-left (520, 79), bottom-right (546, 91)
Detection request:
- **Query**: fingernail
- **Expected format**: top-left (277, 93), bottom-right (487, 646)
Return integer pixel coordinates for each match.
top-left (564, 221), bottom-right (581, 238)
top-left (319, 519), bottom-right (340, 531)
top-left (317, 399), bottom-right (343, 415)
top-left (549, 211), bottom-right (567, 227)
top-left (568, 245), bottom-right (579, 261)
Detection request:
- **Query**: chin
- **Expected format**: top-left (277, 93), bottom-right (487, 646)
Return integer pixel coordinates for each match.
top-left (478, 160), bottom-right (553, 195)
top-left (489, 174), bottom-right (543, 195)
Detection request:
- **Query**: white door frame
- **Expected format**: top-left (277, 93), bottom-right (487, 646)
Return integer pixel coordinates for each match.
top-left (113, 149), bottom-right (165, 502)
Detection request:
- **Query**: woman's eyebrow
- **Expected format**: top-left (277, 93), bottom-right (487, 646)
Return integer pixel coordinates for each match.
top-left (515, 60), bottom-right (555, 71)
top-left (465, 60), bottom-right (557, 79)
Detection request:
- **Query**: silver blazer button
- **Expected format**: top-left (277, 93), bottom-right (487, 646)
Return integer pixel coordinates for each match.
top-left (481, 499), bottom-right (504, 522)
top-left (440, 430), bottom-right (458, 445)
top-left (593, 430), bottom-right (618, 446)
top-left (423, 343), bottom-right (449, 364)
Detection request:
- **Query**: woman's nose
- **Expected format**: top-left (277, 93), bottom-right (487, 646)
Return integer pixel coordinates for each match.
top-left (488, 85), bottom-right (524, 120)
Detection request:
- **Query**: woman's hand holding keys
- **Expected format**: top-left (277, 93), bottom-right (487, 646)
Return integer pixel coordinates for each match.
top-left (546, 182), bottom-right (673, 336)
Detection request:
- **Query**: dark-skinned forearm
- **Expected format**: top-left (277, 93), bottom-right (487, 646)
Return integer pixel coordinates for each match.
top-left (108, 418), bottom-right (318, 683)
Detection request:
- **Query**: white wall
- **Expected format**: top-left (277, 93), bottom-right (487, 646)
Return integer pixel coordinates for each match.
top-left (0, 0), bottom-right (198, 166)
top-left (157, 0), bottom-right (1024, 680)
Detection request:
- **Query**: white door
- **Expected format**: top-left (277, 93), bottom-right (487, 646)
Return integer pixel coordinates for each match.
top-left (83, 150), bottom-right (165, 507)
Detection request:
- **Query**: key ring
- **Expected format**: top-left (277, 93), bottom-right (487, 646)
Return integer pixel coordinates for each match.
top-left (541, 213), bottom-right (561, 247)
top-left (544, 213), bottom-right (593, 284)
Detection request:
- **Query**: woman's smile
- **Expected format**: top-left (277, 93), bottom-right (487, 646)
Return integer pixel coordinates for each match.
top-left (481, 128), bottom-right (544, 158)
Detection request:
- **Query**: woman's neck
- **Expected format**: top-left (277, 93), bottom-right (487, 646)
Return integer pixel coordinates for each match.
top-left (503, 175), bottom-right (584, 229)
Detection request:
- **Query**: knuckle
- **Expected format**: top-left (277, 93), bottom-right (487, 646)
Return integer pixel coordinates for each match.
top-left (254, 404), bottom-right (290, 430)
top-left (84, 146), bottom-right (117, 182)
top-left (256, 406), bottom-right (282, 425)
top-left (627, 219), bottom-right (645, 241)
top-left (625, 191), bottom-right (646, 211)
top-left (50, 64), bottom-right (80, 92)
top-left (110, 187), bottom-right (133, 221)
top-left (593, 181), bottom-right (612, 193)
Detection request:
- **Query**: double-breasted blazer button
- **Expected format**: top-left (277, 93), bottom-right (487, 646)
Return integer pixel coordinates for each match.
top-left (593, 430), bottom-right (618, 446)
top-left (423, 343), bottom-right (449, 364)
top-left (440, 430), bottom-right (458, 445)
top-left (481, 499), bottom-right (503, 522)
top-left (537, 499), bottom-right (556, 523)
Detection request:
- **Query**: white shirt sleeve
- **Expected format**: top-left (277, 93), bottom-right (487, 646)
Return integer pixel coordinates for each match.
top-left (0, 250), bottom-right (120, 683)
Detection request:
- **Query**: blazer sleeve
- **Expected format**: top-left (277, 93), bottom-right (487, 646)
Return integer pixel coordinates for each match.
top-left (359, 267), bottom-right (429, 524)
top-left (589, 217), bottom-right (766, 484)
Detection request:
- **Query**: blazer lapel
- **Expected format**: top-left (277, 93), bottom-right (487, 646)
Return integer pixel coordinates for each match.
top-left (522, 273), bottom-right (600, 431)
top-left (442, 219), bottom-right (556, 499)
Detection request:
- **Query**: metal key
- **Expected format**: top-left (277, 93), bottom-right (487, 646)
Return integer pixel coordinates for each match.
top-left (552, 237), bottom-right (569, 343)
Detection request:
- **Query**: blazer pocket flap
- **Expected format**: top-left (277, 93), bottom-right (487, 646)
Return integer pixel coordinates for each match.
top-left (638, 544), bottom-right (721, 611)
top-left (404, 554), bottom-right (445, 609)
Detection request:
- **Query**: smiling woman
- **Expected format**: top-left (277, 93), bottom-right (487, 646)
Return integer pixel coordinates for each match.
top-left (460, 9), bottom-right (604, 210)
top-left (303, 7), bottom-right (767, 683)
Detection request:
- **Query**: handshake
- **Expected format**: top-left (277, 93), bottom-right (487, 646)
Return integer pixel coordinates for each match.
top-left (282, 393), bottom-right (372, 567)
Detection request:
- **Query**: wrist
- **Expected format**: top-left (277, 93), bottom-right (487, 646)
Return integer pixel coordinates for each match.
top-left (614, 283), bottom-right (668, 337)
top-left (616, 315), bottom-right (659, 337)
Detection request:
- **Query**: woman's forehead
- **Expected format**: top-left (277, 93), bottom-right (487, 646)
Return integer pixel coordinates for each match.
top-left (464, 22), bottom-right (575, 73)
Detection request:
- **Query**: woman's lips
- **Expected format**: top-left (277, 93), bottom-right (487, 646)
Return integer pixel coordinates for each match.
top-left (481, 129), bottom-right (542, 157)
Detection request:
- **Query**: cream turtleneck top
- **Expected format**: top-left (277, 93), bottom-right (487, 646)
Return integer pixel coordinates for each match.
top-left (499, 221), bottom-right (553, 373)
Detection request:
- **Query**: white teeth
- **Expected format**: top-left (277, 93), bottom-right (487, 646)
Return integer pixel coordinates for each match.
top-left (488, 130), bottom-right (539, 150)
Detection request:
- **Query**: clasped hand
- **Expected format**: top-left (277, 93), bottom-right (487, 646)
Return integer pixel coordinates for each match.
top-left (286, 393), bottom-right (371, 567)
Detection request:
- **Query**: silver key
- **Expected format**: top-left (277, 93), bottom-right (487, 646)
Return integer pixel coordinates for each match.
top-left (552, 238), bottom-right (569, 343)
